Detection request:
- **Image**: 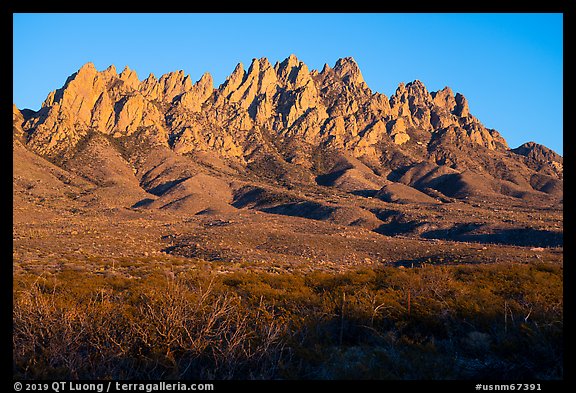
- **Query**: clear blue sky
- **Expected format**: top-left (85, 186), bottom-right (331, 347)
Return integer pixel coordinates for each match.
top-left (13, 13), bottom-right (563, 154)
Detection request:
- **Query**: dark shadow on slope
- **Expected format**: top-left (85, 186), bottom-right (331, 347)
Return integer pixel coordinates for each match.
top-left (350, 189), bottom-right (378, 198)
top-left (315, 169), bottom-right (349, 187)
top-left (147, 177), bottom-right (189, 196)
top-left (195, 208), bottom-right (224, 216)
top-left (232, 187), bottom-right (267, 208)
top-left (422, 227), bottom-right (563, 248)
top-left (20, 108), bottom-right (38, 122)
top-left (386, 164), bottom-right (414, 182)
top-left (261, 201), bottom-right (336, 221)
top-left (373, 221), bottom-right (423, 236)
top-left (162, 244), bottom-right (226, 262)
top-left (370, 208), bottom-right (421, 236)
top-left (370, 208), bottom-right (404, 222)
top-left (131, 198), bottom-right (155, 208)
top-left (391, 254), bottom-right (477, 268)
top-left (420, 173), bottom-right (466, 198)
top-left (418, 223), bottom-right (484, 239)
top-left (373, 217), bottom-right (563, 248)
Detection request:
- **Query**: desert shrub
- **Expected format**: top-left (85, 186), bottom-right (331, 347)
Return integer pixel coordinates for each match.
top-left (13, 278), bottom-right (137, 379)
top-left (13, 260), bottom-right (562, 379)
top-left (13, 271), bottom-right (286, 379)
top-left (131, 276), bottom-right (286, 379)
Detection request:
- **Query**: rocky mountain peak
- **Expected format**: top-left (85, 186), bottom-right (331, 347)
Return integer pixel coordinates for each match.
top-left (225, 58), bottom-right (276, 109)
top-left (154, 70), bottom-right (192, 103)
top-left (247, 58), bottom-right (261, 74)
top-left (278, 54), bottom-right (300, 71)
top-left (78, 61), bottom-right (97, 74)
top-left (119, 65), bottom-right (140, 90)
top-left (177, 72), bottom-right (214, 112)
top-left (286, 53), bottom-right (299, 63)
top-left (431, 86), bottom-right (456, 112)
top-left (406, 79), bottom-right (426, 89)
top-left (119, 65), bottom-right (131, 74)
top-left (405, 80), bottom-right (432, 106)
top-left (276, 54), bottom-right (304, 86)
top-left (218, 62), bottom-right (245, 100)
top-left (513, 142), bottom-right (563, 163)
top-left (333, 57), bottom-right (365, 86)
top-left (510, 142), bottom-right (563, 179)
top-left (103, 65), bottom-right (117, 76)
top-left (197, 72), bottom-right (213, 90)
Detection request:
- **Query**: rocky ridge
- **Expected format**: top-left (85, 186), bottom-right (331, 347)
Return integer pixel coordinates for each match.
top-left (15, 55), bottom-right (562, 212)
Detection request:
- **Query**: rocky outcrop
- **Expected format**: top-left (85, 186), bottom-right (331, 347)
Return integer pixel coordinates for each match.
top-left (512, 142), bottom-right (563, 178)
top-left (513, 142), bottom-right (562, 164)
top-left (13, 104), bottom-right (25, 140)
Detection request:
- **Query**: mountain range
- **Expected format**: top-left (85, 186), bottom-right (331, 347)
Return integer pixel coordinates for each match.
top-left (13, 55), bottom-right (563, 266)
